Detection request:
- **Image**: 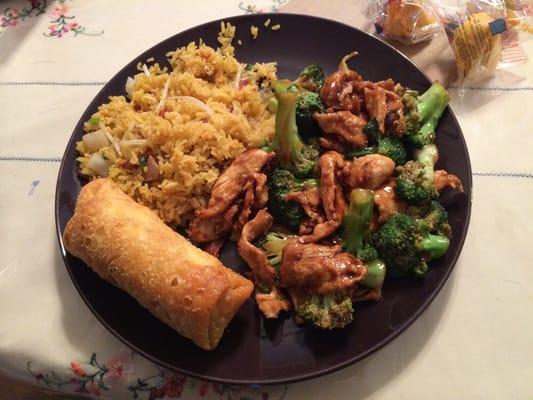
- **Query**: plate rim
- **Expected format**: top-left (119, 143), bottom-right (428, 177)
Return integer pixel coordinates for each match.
top-left (55, 12), bottom-right (472, 386)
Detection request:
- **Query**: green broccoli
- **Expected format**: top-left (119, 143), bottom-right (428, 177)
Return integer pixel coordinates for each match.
top-left (296, 91), bottom-right (325, 138)
top-left (268, 169), bottom-right (319, 230)
top-left (269, 91), bottom-right (319, 177)
top-left (341, 189), bottom-right (387, 290)
top-left (256, 231), bottom-right (295, 268)
top-left (372, 213), bottom-right (450, 278)
top-left (403, 82), bottom-right (449, 148)
top-left (395, 144), bottom-right (439, 204)
top-left (377, 137), bottom-right (408, 165)
top-left (294, 63), bottom-right (325, 93)
top-left (408, 200), bottom-right (452, 238)
top-left (348, 120), bottom-right (407, 165)
top-left (342, 189), bottom-right (376, 261)
top-left (297, 293), bottom-right (354, 329)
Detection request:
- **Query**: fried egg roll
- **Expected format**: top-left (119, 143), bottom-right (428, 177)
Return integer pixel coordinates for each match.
top-left (63, 178), bottom-right (253, 350)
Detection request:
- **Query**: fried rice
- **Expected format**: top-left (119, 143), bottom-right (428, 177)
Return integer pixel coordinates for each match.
top-left (76, 22), bottom-right (277, 226)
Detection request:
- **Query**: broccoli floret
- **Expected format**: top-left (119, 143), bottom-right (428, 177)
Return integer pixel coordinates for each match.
top-left (297, 293), bottom-right (354, 329)
top-left (396, 143), bottom-right (439, 204)
top-left (294, 63), bottom-right (325, 93)
top-left (396, 161), bottom-right (438, 204)
top-left (360, 258), bottom-right (387, 289)
top-left (296, 91), bottom-right (325, 138)
top-left (348, 120), bottom-right (407, 165)
top-left (372, 213), bottom-right (450, 278)
top-left (342, 189), bottom-right (374, 259)
top-left (268, 91), bottom-right (319, 177)
top-left (256, 232), bottom-right (295, 268)
top-left (409, 200), bottom-right (452, 238)
top-left (377, 137), bottom-right (408, 165)
top-left (268, 169), bottom-right (319, 230)
top-left (342, 189), bottom-right (387, 290)
top-left (403, 82), bottom-right (449, 148)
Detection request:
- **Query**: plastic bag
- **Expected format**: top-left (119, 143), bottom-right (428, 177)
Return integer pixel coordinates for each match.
top-left (369, 0), bottom-right (443, 44)
top-left (435, 0), bottom-right (528, 83)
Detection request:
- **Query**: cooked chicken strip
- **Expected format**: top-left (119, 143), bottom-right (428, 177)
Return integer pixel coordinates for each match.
top-left (300, 152), bottom-right (347, 243)
top-left (252, 173), bottom-right (269, 210)
top-left (285, 187), bottom-right (323, 223)
top-left (320, 69), bottom-right (363, 113)
top-left (364, 86), bottom-right (387, 133)
top-left (196, 149), bottom-right (273, 219)
top-left (255, 286), bottom-right (292, 319)
top-left (342, 154), bottom-right (396, 191)
top-left (374, 179), bottom-right (406, 224)
top-left (237, 209), bottom-right (276, 285)
top-left (434, 170), bottom-right (464, 192)
top-left (189, 149), bottom-right (273, 243)
top-left (279, 242), bottom-right (367, 295)
top-left (319, 136), bottom-right (348, 153)
top-left (314, 111), bottom-right (368, 148)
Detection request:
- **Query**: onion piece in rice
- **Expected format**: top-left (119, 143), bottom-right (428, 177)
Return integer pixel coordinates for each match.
top-left (169, 96), bottom-right (214, 118)
top-left (142, 64), bottom-right (151, 76)
top-left (102, 129), bottom-right (122, 156)
top-left (125, 77), bottom-right (135, 98)
top-left (154, 78), bottom-right (171, 113)
top-left (233, 64), bottom-right (243, 90)
top-left (120, 139), bottom-right (147, 159)
top-left (87, 153), bottom-right (109, 177)
top-left (82, 129), bottom-right (110, 152)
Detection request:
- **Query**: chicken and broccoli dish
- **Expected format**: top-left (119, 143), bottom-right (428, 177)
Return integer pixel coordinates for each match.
top-left (188, 53), bottom-right (463, 330)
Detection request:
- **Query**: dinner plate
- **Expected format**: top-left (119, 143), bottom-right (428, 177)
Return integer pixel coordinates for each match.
top-left (55, 13), bottom-right (472, 385)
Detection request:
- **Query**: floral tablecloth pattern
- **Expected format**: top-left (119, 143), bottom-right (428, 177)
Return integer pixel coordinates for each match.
top-left (0, 1), bottom-right (532, 399)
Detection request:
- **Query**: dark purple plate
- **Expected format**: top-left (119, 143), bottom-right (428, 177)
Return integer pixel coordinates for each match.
top-left (55, 13), bottom-right (472, 385)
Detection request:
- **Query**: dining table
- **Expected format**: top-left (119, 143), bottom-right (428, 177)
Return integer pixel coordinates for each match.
top-left (0, 0), bottom-right (532, 399)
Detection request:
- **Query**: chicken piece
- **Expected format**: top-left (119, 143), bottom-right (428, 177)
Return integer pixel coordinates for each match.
top-left (279, 242), bottom-right (367, 294)
top-left (314, 111), bottom-right (368, 149)
top-left (355, 80), bottom-right (406, 136)
top-left (364, 86), bottom-right (387, 133)
top-left (286, 187), bottom-right (326, 236)
top-left (374, 179), bottom-right (406, 224)
top-left (320, 69), bottom-right (363, 113)
top-left (203, 238), bottom-right (225, 258)
top-left (300, 152), bottom-right (347, 243)
top-left (252, 173), bottom-right (268, 210)
top-left (233, 182), bottom-right (255, 238)
top-left (188, 204), bottom-right (239, 243)
top-left (376, 78), bottom-right (396, 91)
top-left (434, 170), bottom-right (464, 192)
top-left (188, 149), bottom-right (273, 243)
top-left (255, 286), bottom-right (292, 319)
top-left (196, 149), bottom-right (273, 219)
top-left (285, 187), bottom-right (323, 223)
top-left (237, 209), bottom-right (276, 285)
top-left (319, 136), bottom-right (348, 153)
top-left (342, 154), bottom-right (396, 191)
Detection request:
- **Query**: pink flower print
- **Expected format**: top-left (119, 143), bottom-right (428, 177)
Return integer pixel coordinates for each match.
top-left (104, 352), bottom-right (133, 385)
top-left (70, 361), bottom-right (86, 377)
top-left (49, 3), bottom-right (69, 19)
top-left (198, 381), bottom-right (209, 397)
top-left (86, 382), bottom-right (101, 396)
top-left (67, 21), bottom-right (79, 30)
top-left (162, 375), bottom-right (185, 398)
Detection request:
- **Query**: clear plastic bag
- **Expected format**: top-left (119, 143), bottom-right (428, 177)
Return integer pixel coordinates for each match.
top-left (435, 0), bottom-right (528, 83)
top-left (369, 0), bottom-right (443, 44)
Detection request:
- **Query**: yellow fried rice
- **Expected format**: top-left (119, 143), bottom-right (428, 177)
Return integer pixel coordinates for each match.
top-left (76, 23), bottom-right (277, 226)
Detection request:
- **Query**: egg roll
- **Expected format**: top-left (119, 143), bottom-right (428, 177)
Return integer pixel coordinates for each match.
top-left (63, 178), bottom-right (253, 350)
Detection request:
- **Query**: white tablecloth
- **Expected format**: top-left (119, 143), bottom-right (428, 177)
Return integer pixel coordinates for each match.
top-left (0, 1), bottom-right (532, 399)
